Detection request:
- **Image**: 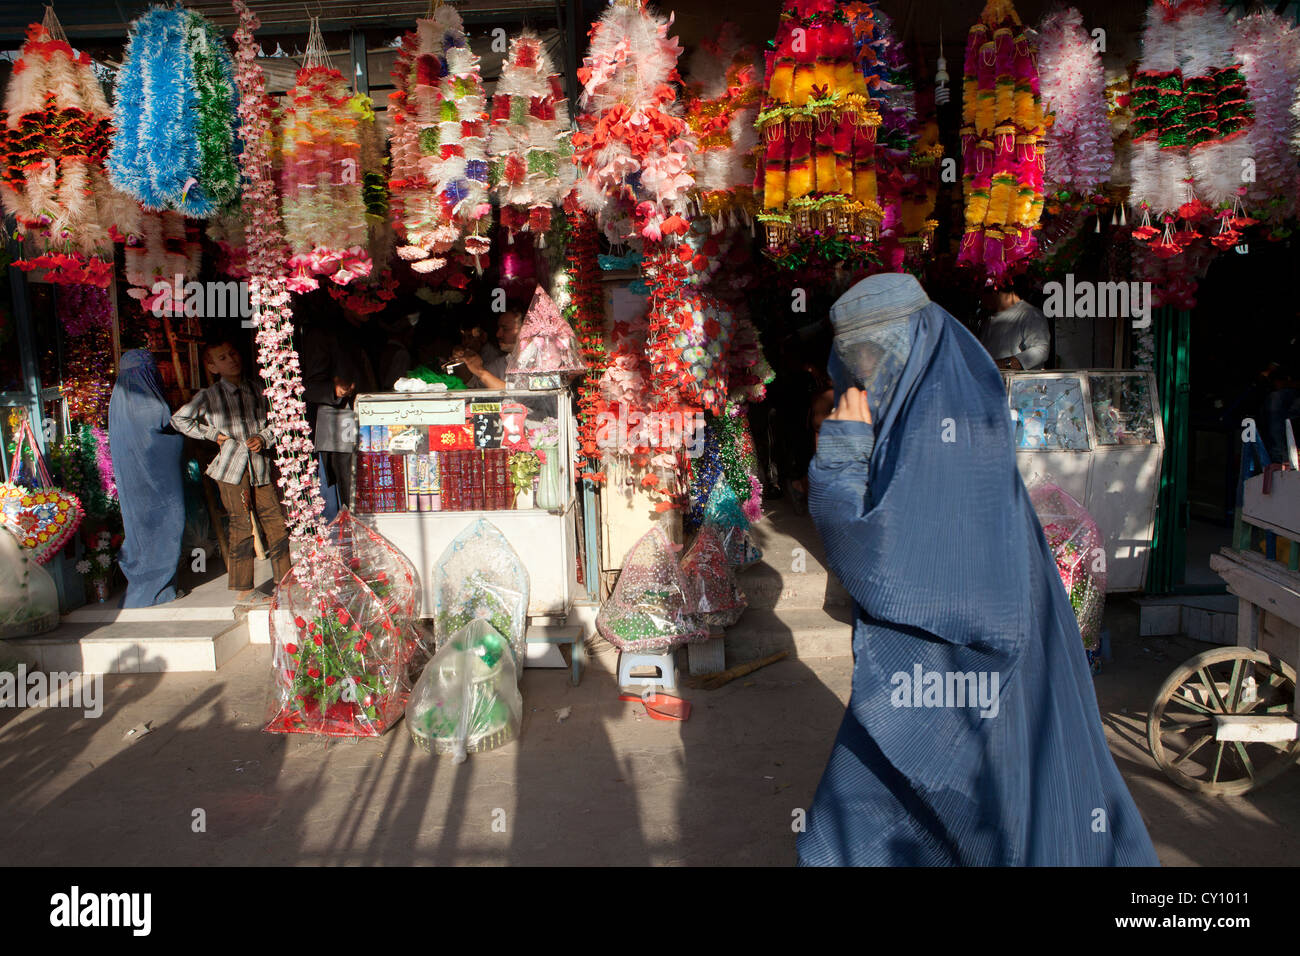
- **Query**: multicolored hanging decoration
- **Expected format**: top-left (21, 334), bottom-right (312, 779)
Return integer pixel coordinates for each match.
top-left (566, 211), bottom-right (608, 474)
top-left (0, 12), bottom-right (135, 287)
top-left (571, 0), bottom-right (696, 246)
top-left (107, 4), bottom-right (241, 217)
top-left (490, 30), bottom-right (572, 245)
top-left (683, 22), bottom-right (762, 231)
top-left (755, 0), bottom-right (882, 261)
top-left (957, 0), bottom-right (1047, 283)
top-left (231, 0), bottom-right (325, 546)
top-left (1129, 0), bottom-right (1256, 258)
top-left (1037, 8), bottom-right (1112, 197)
top-left (279, 19), bottom-right (376, 293)
top-left (845, 1), bottom-right (940, 270)
top-left (726, 311), bottom-right (775, 405)
top-left (687, 403), bottom-right (763, 531)
top-left (387, 5), bottom-right (491, 288)
top-left (1232, 11), bottom-right (1300, 234)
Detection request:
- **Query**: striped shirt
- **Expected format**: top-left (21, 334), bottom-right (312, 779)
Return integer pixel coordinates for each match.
top-left (171, 378), bottom-right (275, 486)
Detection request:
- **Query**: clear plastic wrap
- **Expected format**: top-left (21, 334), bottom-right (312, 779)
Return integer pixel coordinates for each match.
top-left (505, 286), bottom-right (586, 384)
top-left (681, 525), bottom-right (747, 628)
top-left (1028, 480), bottom-right (1107, 650)
top-left (265, 513), bottom-right (424, 737)
top-left (406, 619), bottom-right (522, 762)
top-left (597, 527), bottom-right (706, 651)
top-left (0, 525), bottom-right (59, 639)
top-left (702, 480), bottom-right (762, 568)
top-left (432, 519), bottom-right (529, 663)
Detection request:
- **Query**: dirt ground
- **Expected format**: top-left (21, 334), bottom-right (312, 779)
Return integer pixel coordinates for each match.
top-left (1, 600), bottom-right (1296, 866)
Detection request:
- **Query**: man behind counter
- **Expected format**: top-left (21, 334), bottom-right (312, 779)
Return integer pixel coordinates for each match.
top-left (451, 308), bottom-right (523, 389)
top-left (980, 282), bottom-right (1051, 371)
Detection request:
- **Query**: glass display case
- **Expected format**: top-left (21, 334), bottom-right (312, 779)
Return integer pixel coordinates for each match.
top-left (352, 388), bottom-right (580, 619)
top-left (1004, 370), bottom-right (1164, 592)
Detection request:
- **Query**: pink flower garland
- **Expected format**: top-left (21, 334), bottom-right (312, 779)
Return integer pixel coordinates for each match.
top-left (231, 0), bottom-right (324, 550)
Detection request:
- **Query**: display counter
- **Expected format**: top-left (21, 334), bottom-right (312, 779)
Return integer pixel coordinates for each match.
top-left (351, 388), bottom-right (581, 619)
top-left (1004, 370), bottom-right (1165, 591)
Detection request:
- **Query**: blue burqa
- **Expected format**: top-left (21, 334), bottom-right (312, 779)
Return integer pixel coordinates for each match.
top-left (799, 275), bottom-right (1158, 866)
top-left (108, 350), bottom-right (185, 608)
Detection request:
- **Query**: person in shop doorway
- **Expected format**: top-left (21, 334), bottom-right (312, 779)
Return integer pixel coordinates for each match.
top-left (980, 279), bottom-right (1050, 370)
top-left (452, 308), bottom-right (522, 389)
top-left (301, 305), bottom-right (376, 521)
top-left (171, 341), bottom-right (291, 606)
top-left (108, 349), bottom-right (186, 608)
top-left (798, 272), bottom-right (1158, 866)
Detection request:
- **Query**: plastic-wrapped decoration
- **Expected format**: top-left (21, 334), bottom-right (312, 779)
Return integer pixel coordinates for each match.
top-left (597, 527), bottom-right (706, 652)
top-left (321, 510), bottom-right (421, 621)
top-left (680, 526), bottom-right (747, 628)
top-left (406, 619), bottom-right (522, 762)
top-left (702, 479), bottom-right (762, 569)
top-left (505, 285), bottom-right (586, 387)
top-left (266, 543), bottom-right (423, 738)
top-left (0, 525), bottom-right (59, 639)
top-left (432, 519), bottom-right (529, 663)
top-left (1028, 480), bottom-right (1106, 650)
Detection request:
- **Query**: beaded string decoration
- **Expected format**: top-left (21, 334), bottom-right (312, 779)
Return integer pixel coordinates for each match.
top-left (956, 0), bottom-right (1046, 283)
top-left (0, 10), bottom-right (137, 286)
top-left (490, 30), bottom-right (572, 246)
top-left (755, 0), bottom-right (882, 261)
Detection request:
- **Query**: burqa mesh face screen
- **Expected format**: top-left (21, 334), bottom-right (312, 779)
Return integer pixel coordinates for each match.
top-left (827, 273), bottom-right (927, 422)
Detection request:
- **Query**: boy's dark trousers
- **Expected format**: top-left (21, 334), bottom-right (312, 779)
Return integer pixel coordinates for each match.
top-left (217, 471), bottom-right (292, 590)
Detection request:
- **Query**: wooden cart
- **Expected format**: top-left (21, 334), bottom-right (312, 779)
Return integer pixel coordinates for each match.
top-left (1146, 466), bottom-right (1300, 795)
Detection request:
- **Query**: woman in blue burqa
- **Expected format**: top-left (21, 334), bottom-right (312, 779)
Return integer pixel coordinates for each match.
top-left (798, 273), bottom-right (1158, 866)
top-left (108, 350), bottom-right (185, 608)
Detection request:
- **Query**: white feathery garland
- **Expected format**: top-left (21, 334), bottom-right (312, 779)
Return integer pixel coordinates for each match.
top-left (1036, 8), bottom-right (1112, 193)
top-left (1181, 1), bottom-right (1252, 209)
top-left (489, 29), bottom-right (572, 244)
top-left (1232, 11), bottom-right (1300, 224)
top-left (1130, 4), bottom-right (1184, 218)
top-left (683, 22), bottom-right (760, 223)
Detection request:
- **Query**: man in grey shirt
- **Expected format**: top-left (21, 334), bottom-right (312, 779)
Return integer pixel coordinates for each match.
top-left (980, 287), bottom-right (1051, 370)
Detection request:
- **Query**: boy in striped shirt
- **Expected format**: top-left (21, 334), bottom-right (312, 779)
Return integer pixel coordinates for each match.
top-left (172, 341), bottom-right (292, 604)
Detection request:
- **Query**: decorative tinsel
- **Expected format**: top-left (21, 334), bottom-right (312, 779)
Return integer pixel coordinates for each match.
top-left (686, 402), bottom-right (762, 530)
top-left (683, 22), bottom-right (762, 231)
top-left (755, 0), bottom-right (882, 259)
top-left (122, 209), bottom-right (201, 312)
top-left (231, 0), bottom-right (325, 546)
top-left (957, 0), bottom-right (1047, 283)
top-left (1037, 8), bottom-right (1112, 195)
top-left (57, 283), bottom-right (113, 426)
top-left (107, 5), bottom-right (241, 216)
top-left (279, 39), bottom-right (377, 292)
top-left (48, 423), bottom-right (119, 524)
top-left (0, 15), bottom-right (136, 287)
top-left (572, 0), bottom-right (696, 246)
top-left (490, 30), bottom-right (572, 245)
top-left (1232, 11), bottom-right (1300, 231)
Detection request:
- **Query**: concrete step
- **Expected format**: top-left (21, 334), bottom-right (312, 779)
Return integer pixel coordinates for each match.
top-left (736, 561), bottom-right (851, 611)
top-left (4, 618), bottom-right (250, 674)
top-left (1137, 594), bottom-right (1238, 646)
top-left (722, 605), bottom-right (855, 663)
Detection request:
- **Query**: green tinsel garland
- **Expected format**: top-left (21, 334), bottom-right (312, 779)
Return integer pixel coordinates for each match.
top-left (186, 12), bottom-right (242, 212)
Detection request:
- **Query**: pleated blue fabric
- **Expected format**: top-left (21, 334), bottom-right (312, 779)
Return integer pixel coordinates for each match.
top-left (797, 283), bottom-right (1159, 867)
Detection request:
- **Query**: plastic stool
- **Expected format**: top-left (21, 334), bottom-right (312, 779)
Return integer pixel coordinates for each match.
top-left (618, 648), bottom-right (677, 692)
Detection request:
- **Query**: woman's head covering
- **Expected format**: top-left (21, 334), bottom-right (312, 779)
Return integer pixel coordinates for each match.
top-left (826, 274), bottom-right (923, 424)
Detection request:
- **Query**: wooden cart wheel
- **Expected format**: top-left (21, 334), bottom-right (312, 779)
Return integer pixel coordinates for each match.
top-left (1147, 646), bottom-right (1299, 796)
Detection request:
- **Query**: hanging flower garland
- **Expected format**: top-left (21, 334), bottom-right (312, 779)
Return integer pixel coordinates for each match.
top-left (231, 0), bottom-right (324, 547)
top-left (726, 311), bottom-right (774, 405)
top-left (572, 0), bottom-right (696, 246)
top-left (0, 15), bottom-right (134, 287)
top-left (1130, 0), bottom-right (1256, 258)
top-left (683, 22), bottom-right (762, 231)
top-left (122, 209), bottom-right (201, 312)
top-left (57, 283), bottom-right (113, 426)
top-left (490, 29), bottom-right (572, 245)
top-left (1037, 8), bottom-right (1112, 197)
top-left (108, 5), bottom-right (241, 217)
top-left (1232, 11), bottom-right (1300, 233)
top-left (566, 210), bottom-right (608, 474)
top-left (279, 27), bottom-right (376, 293)
top-left (957, 0), bottom-right (1046, 283)
top-left (755, 0), bottom-right (882, 261)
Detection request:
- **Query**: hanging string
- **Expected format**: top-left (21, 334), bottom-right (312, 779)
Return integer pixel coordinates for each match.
top-left (42, 4), bottom-right (68, 44)
top-left (303, 15), bottom-right (331, 71)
